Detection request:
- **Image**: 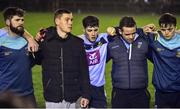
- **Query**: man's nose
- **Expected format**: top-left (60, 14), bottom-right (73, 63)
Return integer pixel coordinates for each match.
top-left (130, 34), bottom-right (134, 39)
top-left (165, 30), bottom-right (169, 34)
top-left (68, 20), bottom-right (73, 25)
top-left (92, 31), bottom-right (96, 35)
top-left (19, 20), bottom-right (24, 25)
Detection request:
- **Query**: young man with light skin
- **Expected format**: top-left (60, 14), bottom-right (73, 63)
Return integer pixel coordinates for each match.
top-left (143, 13), bottom-right (180, 108)
top-left (79, 16), bottom-right (110, 108)
top-left (0, 7), bottom-right (37, 107)
top-left (33, 9), bottom-right (90, 108)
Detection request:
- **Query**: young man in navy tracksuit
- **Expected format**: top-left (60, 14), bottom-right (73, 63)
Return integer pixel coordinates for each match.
top-left (146, 13), bottom-right (180, 108)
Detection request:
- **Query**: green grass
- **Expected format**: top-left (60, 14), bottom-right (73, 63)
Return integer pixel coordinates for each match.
top-left (0, 12), bottom-right (180, 108)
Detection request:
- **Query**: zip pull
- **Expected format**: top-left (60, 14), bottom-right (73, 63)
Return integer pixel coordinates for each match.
top-left (129, 44), bottom-right (132, 60)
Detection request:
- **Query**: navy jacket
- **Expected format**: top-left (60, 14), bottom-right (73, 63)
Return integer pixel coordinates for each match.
top-left (108, 29), bottom-right (150, 89)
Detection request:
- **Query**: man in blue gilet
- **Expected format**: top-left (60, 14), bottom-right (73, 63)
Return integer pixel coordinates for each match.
top-left (108, 16), bottom-right (151, 108)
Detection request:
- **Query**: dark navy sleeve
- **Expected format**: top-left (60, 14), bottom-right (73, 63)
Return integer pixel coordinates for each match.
top-left (29, 53), bottom-right (36, 67)
top-left (146, 44), bottom-right (153, 63)
top-left (106, 43), bottom-right (112, 63)
top-left (32, 39), bottom-right (44, 65)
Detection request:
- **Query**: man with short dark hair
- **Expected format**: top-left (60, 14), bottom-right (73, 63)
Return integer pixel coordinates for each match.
top-left (79, 15), bottom-right (109, 108)
top-left (108, 16), bottom-right (151, 108)
top-left (34, 9), bottom-right (91, 108)
top-left (145, 13), bottom-right (180, 108)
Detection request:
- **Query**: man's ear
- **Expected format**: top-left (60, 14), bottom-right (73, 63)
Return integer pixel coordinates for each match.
top-left (55, 18), bottom-right (59, 26)
top-left (5, 19), bottom-right (10, 26)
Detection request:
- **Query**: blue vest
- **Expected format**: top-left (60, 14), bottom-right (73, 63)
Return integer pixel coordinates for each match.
top-left (108, 34), bottom-right (149, 89)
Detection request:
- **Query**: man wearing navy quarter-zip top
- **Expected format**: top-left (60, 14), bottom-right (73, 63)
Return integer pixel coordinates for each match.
top-left (0, 7), bottom-right (37, 107)
top-left (144, 13), bottom-right (180, 108)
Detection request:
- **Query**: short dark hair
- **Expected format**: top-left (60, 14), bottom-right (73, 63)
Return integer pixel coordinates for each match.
top-left (54, 8), bottom-right (71, 21)
top-left (82, 16), bottom-right (99, 28)
top-left (119, 16), bottom-right (136, 30)
top-left (3, 7), bottom-right (25, 21)
top-left (159, 13), bottom-right (176, 27)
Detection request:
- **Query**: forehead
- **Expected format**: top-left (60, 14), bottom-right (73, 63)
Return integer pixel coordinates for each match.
top-left (86, 26), bottom-right (99, 30)
top-left (11, 15), bottom-right (24, 20)
top-left (59, 13), bottom-right (73, 19)
top-left (160, 24), bottom-right (175, 28)
top-left (122, 27), bottom-right (136, 33)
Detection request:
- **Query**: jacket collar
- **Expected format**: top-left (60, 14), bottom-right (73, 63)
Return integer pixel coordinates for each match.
top-left (46, 26), bottom-right (71, 41)
top-left (119, 33), bottom-right (139, 44)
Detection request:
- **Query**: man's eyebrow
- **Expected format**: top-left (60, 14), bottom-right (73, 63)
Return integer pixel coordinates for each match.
top-left (124, 32), bottom-right (136, 35)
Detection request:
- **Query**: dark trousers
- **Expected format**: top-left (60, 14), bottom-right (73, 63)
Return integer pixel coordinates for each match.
top-left (111, 87), bottom-right (150, 108)
top-left (155, 91), bottom-right (180, 108)
top-left (0, 92), bottom-right (37, 108)
top-left (23, 93), bottom-right (37, 108)
top-left (89, 85), bottom-right (107, 108)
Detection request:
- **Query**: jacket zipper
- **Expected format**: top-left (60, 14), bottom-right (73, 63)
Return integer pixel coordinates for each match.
top-left (128, 53), bottom-right (131, 89)
top-left (60, 47), bottom-right (64, 99)
top-left (128, 44), bottom-right (132, 88)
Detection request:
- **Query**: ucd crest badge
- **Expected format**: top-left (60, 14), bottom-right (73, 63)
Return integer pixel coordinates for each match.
top-left (176, 49), bottom-right (180, 58)
top-left (98, 42), bottom-right (103, 46)
top-left (137, 42), bottom-right (142, 48)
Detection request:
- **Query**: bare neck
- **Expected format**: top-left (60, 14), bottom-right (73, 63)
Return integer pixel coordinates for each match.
top-left (56, 27), bottom-right (68, 39)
